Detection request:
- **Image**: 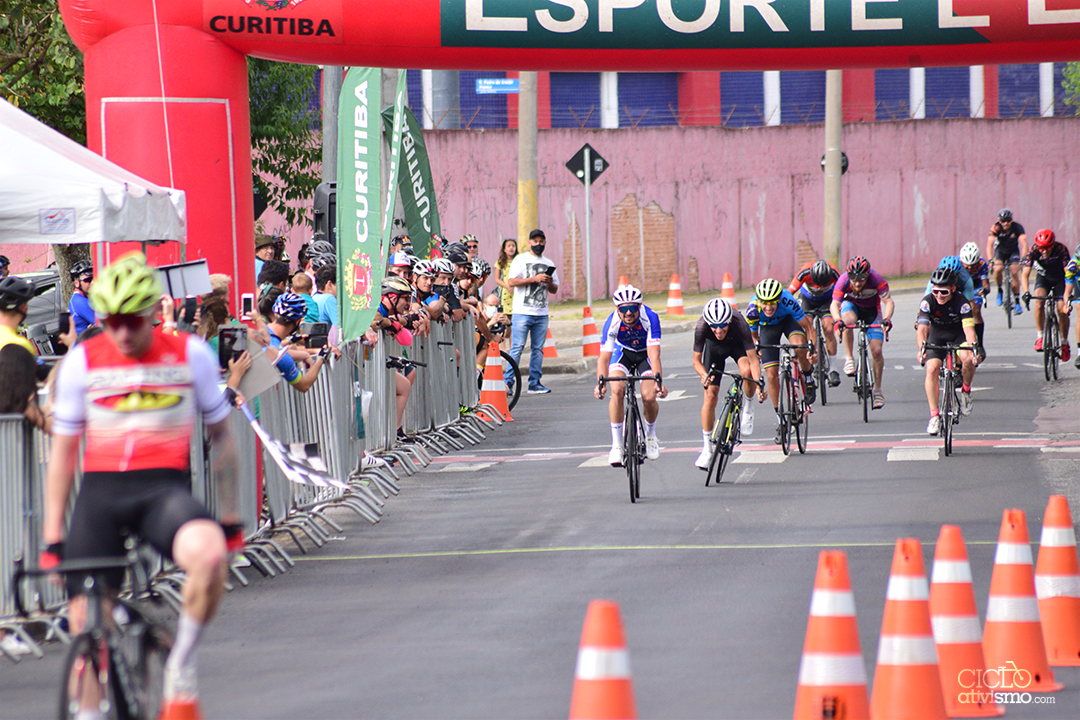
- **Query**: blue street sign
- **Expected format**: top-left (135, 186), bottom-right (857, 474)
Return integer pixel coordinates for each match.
top-left (475, 78), bottom-right (520, 95)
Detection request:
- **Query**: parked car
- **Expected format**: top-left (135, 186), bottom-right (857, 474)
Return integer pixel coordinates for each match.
top-left (17, 268), bottom-right (65, 355)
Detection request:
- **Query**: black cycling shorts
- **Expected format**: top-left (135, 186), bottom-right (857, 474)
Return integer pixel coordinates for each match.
top-left (609, 347), bottom-right (652, 376)
top-left (701, 341), bottom-right (747, 386)
top-left (757, 317), bottom-right (806, 368)
top-left (924, 326), bottom-right (967, 362)
top-left (1033, 275), bottom-right (1067, 299)
top-left (798, 294), bottom-right (831, 314)
top-left (994, 248), bottom-right (1021, 265)
top-left (65, 470), bottom-right (214, 594)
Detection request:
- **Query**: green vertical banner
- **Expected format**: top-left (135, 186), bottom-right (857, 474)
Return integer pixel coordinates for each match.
top-left (380, 70), bottom-right (408, 249)
top-left (380, 105), bottom-right (442, 259)
top-left (336, 67), bottom-right (382, 342)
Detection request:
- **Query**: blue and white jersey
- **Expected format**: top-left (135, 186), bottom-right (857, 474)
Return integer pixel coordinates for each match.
top-left (745, 289), bottom-right (805, 329)
top-left (600, 305), bottom-right (662, 354)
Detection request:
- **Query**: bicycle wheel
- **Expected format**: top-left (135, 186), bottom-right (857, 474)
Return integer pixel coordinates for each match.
top-left (1043, 304), bottom-right (1054, 382)
top-left (128, 624), bottom-right (171, 720)
top-left (1003, 268), bottom-right (1013, 329)
top-left (778, 369), bottom-right (792, 456)
top-left (707, 398), bottom-right (735, 486)
top-left (1050, 308), bottom-right (1060, 380)
top-left (500, 351), bottom-right (522, 410)
top-left (625, 405), bottom-right (639, 503)
top-left (795, 374), bottom-right (808, 455)
top-left (942, 379), bottom-right (954, 457)
top-left (60, 633), bottom-right (120, 720)
top-left (859, 347), bottom-right (871, 424)
top-left (815, 325), bottom-right (829, 406)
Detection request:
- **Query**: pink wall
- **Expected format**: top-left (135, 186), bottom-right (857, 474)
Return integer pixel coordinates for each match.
top-left (425, 118), bottom-right (1080, 299)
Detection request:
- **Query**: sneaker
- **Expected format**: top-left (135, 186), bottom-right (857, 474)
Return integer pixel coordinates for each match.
top-left (527, 385), bottom-right (551, 394)
top-left (996, 288), bottom-right (1003, 306)
top-left (843, 357), bottom-right (855, 376)
top-left (1035, 337), bottom-right (1043, 352)
top-left (644, 435), bottom-right (660, 460)
top-left (1062, 345), bottom-right (1072, 362)
top-left (804, 379), bottom-right (817, 406)
top-left (695, 447), bottom-right (712, 470)
top-left (959, 391), bottom-right (973, 417)
top-left (828, 370), bottom-right (841, 387)
top-left (362, 454), bottom-right (388, 469)
top-left (872, 389), bottom-right (885, 409)
top-left (773, 425), bottom-right (784, 445)
top-left (926, 414), bottom-right (941, 435)
top-left (0, 633), bottom-right (32, 656)
top-left (164, 664), bottom-right (199, 702)
top-left (1014, 303), bottom-right (1022, 315)
top-left (608, 446), bottom-right (624, 467)
top-left (1074, 353), bottom-right (1080, 370)
top-left (740, 403), bottom-right (754, 436)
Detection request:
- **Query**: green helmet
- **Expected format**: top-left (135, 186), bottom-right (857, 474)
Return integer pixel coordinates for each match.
top-left (90, 252), bottom-right (162, 316)
top-left (754, 278), bottom-right (783, 303)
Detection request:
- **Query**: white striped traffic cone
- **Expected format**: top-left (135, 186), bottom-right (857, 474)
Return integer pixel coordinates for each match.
top-left (582, 307), bottom-right (600, 357)
top-left (665, 274), bottom-right (684, 315)
top-left (1035, 496), bottom-right (1080, 666)
top-left (569, 600), bottom-right (636, 720)
top-left (543, 327), bottom-right (558, 359)
top-left (721, 272), bottom-right (737, 310)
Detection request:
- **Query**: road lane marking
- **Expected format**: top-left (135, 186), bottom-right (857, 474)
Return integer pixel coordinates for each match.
top-left (887, 447), bottom-right (940, 461)
top-left (438, 462), bottom-right (495, 472)
top-left (578, 455), bottom-right (614, 468)
top-left (732, 450), bottom-right (787, 464)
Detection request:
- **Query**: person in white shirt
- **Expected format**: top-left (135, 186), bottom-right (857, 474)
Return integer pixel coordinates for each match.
top-left (505, 228), bottom-right (559, 394)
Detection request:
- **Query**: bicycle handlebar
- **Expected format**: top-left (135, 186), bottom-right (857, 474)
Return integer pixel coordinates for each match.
top-left (387, 355), bottom-right (428, 369)
top-left (757, 343), bottom-right (812, 350)
top-left (598, 374), bottom-right (662, 384)
top-left (705, 368), bottom-right (765, 388)
top-left (12, 554), bottom-right (136, 617)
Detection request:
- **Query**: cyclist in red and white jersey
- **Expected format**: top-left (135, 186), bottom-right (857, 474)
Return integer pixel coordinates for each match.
top-left (43, 253), bottom-right (239, 715)
top-left (788, 259), bottom-right (841, 387)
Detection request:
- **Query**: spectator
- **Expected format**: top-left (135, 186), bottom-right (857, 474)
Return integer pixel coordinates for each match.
top-left (411, 260), bottom-right (448, 322)
top-left (372, 276), bottom-right (422, 442)
top-left (257, 259), bottom-right (289, 293)
top-left (264, 292), bottom-right (331, 393)
top-left (0, 343), bottom-right (47, 432)
top-left (255, 234), bottom-right (276, 276)
top-left (258, 286), bottom-right (284, 321)
top-left (0, 276), bottom-right (36, 355)
top-left (67, 260), bottom-right (97, 334)
top-left (313, 265), bottom-right (338, 327)
top-left (494, 238), bottom-right (519, 321)
top-left (506, 228), bottom-right (559, 395)
top-left (387, 253), bottom-right (413, 282)
top-left (463, 234), bottom-right (480, 260)
top-left (0, 254), bottom-right (10, 278)
top-left (390, 235), bottom-right (412, 256)
top-left (196, 296), bottom-right (230, 350)
top-left (209, 274), bottom-right (232, 299)
top-left (291, 272), bottom-right (320, 322)
top-left (431, 258), bottom-right (464, 322)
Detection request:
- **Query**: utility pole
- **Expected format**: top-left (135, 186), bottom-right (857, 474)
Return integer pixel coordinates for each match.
top-left (822, 70), bottom-right (843, 267)
top-left (322, 66), bottom-right (342, 184)
top-left (518, 72), bottom-right (539, 244)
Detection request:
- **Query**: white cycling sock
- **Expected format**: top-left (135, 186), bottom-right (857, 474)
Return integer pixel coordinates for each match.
top-left (702, 429), bottom-right (711, 451)
top-left (644, 420), bottom-right (657, 437)
top-left (167, 612), bottom-right (203, 671)
top-left (1037, 331), bottom-right (1044, 339)
top-left (610, 422), bottom-right (623, 447)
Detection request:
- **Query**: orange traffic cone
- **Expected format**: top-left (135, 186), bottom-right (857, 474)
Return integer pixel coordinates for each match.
top-left (477, 341), bottom-right (512, 422)
top-left (983, 508), bottom-right (1063, 691)
top-left (617, 275), bottom-right (629, 290)
top-left (582, 307), bottom-right (601, 357)
top-left (793, 550), bottom-right (870, 720)
top-left (1035, 495), bottom-right (1080, 666)
top-left (721, 272), bottom-right (737, 310)
top-left (929, 525), bottom-right (1003, 717)
top-left (569, 600), bottom-right (636, 720)
top-left (870, 538), bottom-right (948, 720)
top-left (158, 700), bottom-right (203, 720)
top-left (543, 327), bottom-right (559, 359)
top-left (665, 274), bottom-right (684, 315)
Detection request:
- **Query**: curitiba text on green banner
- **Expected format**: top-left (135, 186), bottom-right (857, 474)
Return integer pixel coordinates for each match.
top-left (381, 105), bottom-right (442, 260)
top-left (336, 67), bottom-right (383, 342)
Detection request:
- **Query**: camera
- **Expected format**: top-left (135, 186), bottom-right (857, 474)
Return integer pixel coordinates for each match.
top-left (217, 327), bottom-right (247, 369)
top-left (301, 322), bottom-right (329, 348)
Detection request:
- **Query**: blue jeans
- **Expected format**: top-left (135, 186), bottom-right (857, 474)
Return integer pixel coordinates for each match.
top-left (507, 313), bottom-right (548, 389)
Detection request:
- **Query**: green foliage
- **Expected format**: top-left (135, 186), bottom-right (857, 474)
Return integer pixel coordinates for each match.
top-left (0, 1), bottom-right (86, 144)
top-left (1063, 62), bottom-right (1080, 115)
top-left (249, 58), bottom-right (322, 230)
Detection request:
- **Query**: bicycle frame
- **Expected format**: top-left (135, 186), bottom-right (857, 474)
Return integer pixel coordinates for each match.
top-left (923, 342), bottom-right (966, 456)
top-left (703, 369), bottom-right (763, 486)
top-left (598, 374), bottom-right (660, 503)
top-left (806, 309), bottom-right (831, 405)
top-left (758, 343), bottom-right (810, 455)
top-left (849, 321), bottom-right (886, 423)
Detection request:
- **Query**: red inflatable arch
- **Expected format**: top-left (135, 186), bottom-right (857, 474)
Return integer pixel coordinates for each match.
top-left (59, 0), bottom-right (1080, 308)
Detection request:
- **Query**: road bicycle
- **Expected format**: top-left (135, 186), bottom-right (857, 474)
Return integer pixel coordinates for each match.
top-left (805, 309), bottom-right (833, 406)
top-left (845, 321), bottom-right (887, 423)
top-left (1001, 263), bottom-right (1014, 328)
top-left (703, 369), bottom-right (764, 487)
top-left (598, 374), bottom-right (660, 504)
top-left (1027, 292), bottom-right (1067, 381)
top-left (923, 342), bottom-right (966, 456)
top-left (759, 343), bottom-right (811, 456)
top-left (14, 543), bottom-right (175, 720)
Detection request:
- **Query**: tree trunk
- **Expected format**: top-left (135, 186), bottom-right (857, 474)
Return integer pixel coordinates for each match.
top-left (53, 244), bottom-right (91, 307)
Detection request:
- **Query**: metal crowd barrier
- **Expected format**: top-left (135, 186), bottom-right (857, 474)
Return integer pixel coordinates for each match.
top-left (1, 320), bottom-right (505, 662)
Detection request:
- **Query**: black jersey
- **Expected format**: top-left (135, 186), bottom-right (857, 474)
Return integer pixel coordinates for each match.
top-left (1022, 242), bottom-right (1070, 282)
top-left (693, 312), bottom-right (755, 355)
top-left (917, 292), bottom-right (974, 330)
top-left (990, 221), bottom-right (1025, 255)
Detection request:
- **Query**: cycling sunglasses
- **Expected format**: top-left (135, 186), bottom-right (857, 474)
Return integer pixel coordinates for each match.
top-left (709, 322), bottom-right (729, 330)
top-left (931, 287), bottom-right (953, 296)
top-left (103, 313), bottom-right (151, 331)
top-left (617, 305), bottom-right (640, 314)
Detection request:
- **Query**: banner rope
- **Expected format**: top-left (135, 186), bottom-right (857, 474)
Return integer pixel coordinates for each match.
top-left (150, 0), bottom-right (176, 189)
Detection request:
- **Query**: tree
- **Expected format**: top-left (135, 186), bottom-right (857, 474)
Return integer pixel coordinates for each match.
top-left (1064, 63), bottom-right (1080, 115)
top-left (249, 58), bottom-right (322, 231)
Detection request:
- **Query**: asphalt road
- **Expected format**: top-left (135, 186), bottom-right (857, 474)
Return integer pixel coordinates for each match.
top-left (4, 289), bottom-right (1080, 719)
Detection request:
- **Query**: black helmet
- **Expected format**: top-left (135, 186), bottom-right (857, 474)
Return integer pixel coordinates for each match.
top-left (810, 260), bottom-right (833, 287)
top-left (444, 242), bottom-right (469, 265)
top-left (0, 255), bottom-right (9, 268)
top-left (998, 208), bottom-right (1013, 222)
top-left (930, 267), bottom-right (957, 288)
top-left (0, 276), bottom-right (35, 310)
top-left (70, 259), bottom-right (93, 280)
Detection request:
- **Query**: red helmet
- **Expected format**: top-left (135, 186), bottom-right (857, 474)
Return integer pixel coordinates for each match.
top-left (1034, 229), bottom-right (1055, 248)
top-left (847, 256), bottom-right (870, 280)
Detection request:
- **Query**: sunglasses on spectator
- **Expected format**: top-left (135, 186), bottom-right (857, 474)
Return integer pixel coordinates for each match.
top-left (617, 305), bottom-right (640, 314)
top-left (103, 313), bottom-right (151, 331)
top-left (931, 287), bottom-right (953, 296)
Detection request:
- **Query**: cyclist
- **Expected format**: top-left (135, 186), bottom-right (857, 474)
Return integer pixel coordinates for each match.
top-left (959, 242), bottom-right (991, 361)
top-left (68, 259), bottom-right (97, 334)
top-left (985, 207), bottom-right (1027, 313)
top-left (594, 285), bottom-right (667, 466)
top-left (431, 257), bottom-right (465, 322)
top-left (0, 276), bottom-right (37, 355)
top-left (1065, 245), bottom-right (1080, 368)
top-left (917, 266), bottom-right (980, 435)
top-left (788, 258), bottom-right (842, 387)
top-left (692, 298), bottom-right (763, 469)
top-left (830, 256), bottom-right (894, 409)
top-left (42, 253), bottom-right (240, 715)
top-left (746, 278), bottom-right (818, 445)
top-left (1021, 228), bottom-right (1072, 359)
top-left (412, 260), bottom-right (448, 321)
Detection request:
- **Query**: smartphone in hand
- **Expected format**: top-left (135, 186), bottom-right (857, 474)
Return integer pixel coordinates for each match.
top-left (58, 312), bottom-right (71, 336)
top-left (182, 296), bottom-right (198, 324)
top-left (217, 327), bottom-right (248, 369)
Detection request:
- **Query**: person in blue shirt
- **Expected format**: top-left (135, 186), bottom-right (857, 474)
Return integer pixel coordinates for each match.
top-left (67, 260), bottom-right (97, 335)
top-left (593, 285), bottom-right (667, 467)
top-left (264, 292), bottom-right (330, 393)
top-left (312, 264), bottom-right (338, 328)
top-left (254, 234), bottom-right (276, 278)
top-left (746, 278), bottom-right (819, 445)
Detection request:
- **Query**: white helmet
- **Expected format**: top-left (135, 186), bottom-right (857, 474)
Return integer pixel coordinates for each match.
top-left (959, 242), bottom-right (981, 265)
top-left (432, 258), bottom-right (456, 276)
top-left (702, 298), bottom-right (733, 326)
top-left (612, 285), bottom-right (642, 305)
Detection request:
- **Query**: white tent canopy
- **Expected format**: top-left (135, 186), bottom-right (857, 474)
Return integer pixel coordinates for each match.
top-left (0, 98), bottom-right (185, 245)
